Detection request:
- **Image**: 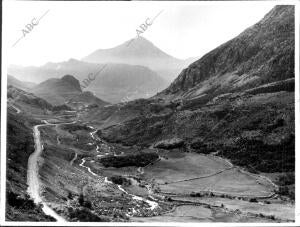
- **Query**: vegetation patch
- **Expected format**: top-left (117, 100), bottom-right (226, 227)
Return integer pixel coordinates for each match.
top-left (109, 175), bottom-right (131, 186)
top-left (99, 152), bottom-right (159, 168)
top-left (219, 136), bottom-right (295, 173)
top-left (67, 207), bottom-right (107, 222)
top-left (154, 138), bottom-right (185, 150)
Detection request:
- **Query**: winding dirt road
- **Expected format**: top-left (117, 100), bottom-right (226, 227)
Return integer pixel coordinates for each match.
top-left (27, 121), bottom-right (69, 222)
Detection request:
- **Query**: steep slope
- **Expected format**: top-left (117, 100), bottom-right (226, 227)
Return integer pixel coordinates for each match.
top-left (6, 110), bottom-right (55, 221)
top-left (67, 91), bottom-right (108, 108)
top-left (82, 37), bottom-right (195, 81)
top-left (7, 85), bottom-right (74, 115)
top-left (7, 75), bottom-right (36, 91)
top-left (158, 5), bottom-right (294, 101)
top-left (8, 85), bottom-right (53, 114)
top-left (32, 75), bottom-right (108, 106)
top-left (9, 60), bottom-right (168, 103)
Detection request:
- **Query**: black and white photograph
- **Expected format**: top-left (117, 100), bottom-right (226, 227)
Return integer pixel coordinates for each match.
top-left (1, 0), bottom-right (299, 225)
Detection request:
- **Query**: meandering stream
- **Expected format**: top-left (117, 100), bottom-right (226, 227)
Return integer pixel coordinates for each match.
top-left (80, 159), bottom-right (159, 211)
top-left (103, 177), bottom-right (158, 211)
top-left (79, 126), bottom-right (159, 212)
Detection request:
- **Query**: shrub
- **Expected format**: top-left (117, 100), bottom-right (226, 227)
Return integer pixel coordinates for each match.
top-left (68, 207), bottom-right (103, 222)
top-left (190, 192), bottom-right (197, 197)
top-left (109, 176), bottom-right (131, 186)
top-left (78, 193), bottom-right (84, 206)
top-left (67, 192), bottom-right (73, 200)
top-left (249, 198), bottom-right (258, 203)
top-left (220, 135), bottom-right (295, 173)
top-left (7, 191), bottom-right (35, 209)
top-left (277, 172), bottom-right (295, 186)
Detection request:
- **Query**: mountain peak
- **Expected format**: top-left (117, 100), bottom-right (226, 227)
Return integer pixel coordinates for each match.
top-left (81, 37), bottom-right (187, 76)
top-left (66, 58), bottom-right (80, 64)
top-left (123, 36), bottom-right (155, 49)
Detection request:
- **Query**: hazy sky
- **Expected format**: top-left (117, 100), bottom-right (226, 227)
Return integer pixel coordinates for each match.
top-left (4, 1), bottom-right (276, 66)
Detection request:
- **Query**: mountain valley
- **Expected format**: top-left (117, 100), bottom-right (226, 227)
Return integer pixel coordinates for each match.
top-left (6, 5), bottom-right (295, 223)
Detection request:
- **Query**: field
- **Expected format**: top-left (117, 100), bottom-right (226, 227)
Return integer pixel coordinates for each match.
top-left (131, 204), bottom-right (278, 223)
top-left (143, 151), bottom-right (275, 197)
top-left (174, 196), bottom-right (294, 221)
top-left (143, 151), bottom-right (231, 183)
top-left (131, 205), bottom-right (212, 222)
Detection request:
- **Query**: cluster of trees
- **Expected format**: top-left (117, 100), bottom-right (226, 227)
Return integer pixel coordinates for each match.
top-left (22, 96), bottom-right (53, 110)
top-left (220, 135), bottom-right (295, 173)
top-left (190, 139), bottom-right (216, 154)
top-left (7, 191), bottom-right (37, 210)
top-left (78, 193), bottom-right (92, 209)
top-left (275, 172), bottom-right (295, 200)
top-left (68, 207), bottom-right (104, 222)
top-left (109, 175), bottom-right (131, 186)
top-left (277, 172), bottom-right (294, 186)
top-left (66, 192), bottom-right (117, 222)
top-left (6, 191), bottom-right (55, 221)
top-left (61, 124), bottom-right (91, 132)
top-left (52, 104), bottom-right (72, 111)
top-left (190, 191), bottom-right (214, 197)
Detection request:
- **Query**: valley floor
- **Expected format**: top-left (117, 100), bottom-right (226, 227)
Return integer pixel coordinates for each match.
top-left (27, 117), bottom-right (294, 222)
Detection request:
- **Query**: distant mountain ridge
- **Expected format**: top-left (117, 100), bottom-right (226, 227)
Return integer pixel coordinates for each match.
top-left (8, 59), bottom-right (168, 103)
top-left (7, 75), bottom-right (36, 91)
top-left (8, 37), bottom-right (198, 103)
top-left (82, 37), bottom-right (197, 81)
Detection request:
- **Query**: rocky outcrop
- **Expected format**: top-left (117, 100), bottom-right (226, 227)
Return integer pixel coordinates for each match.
top-left (8, 85), bottom-right (73, 112)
